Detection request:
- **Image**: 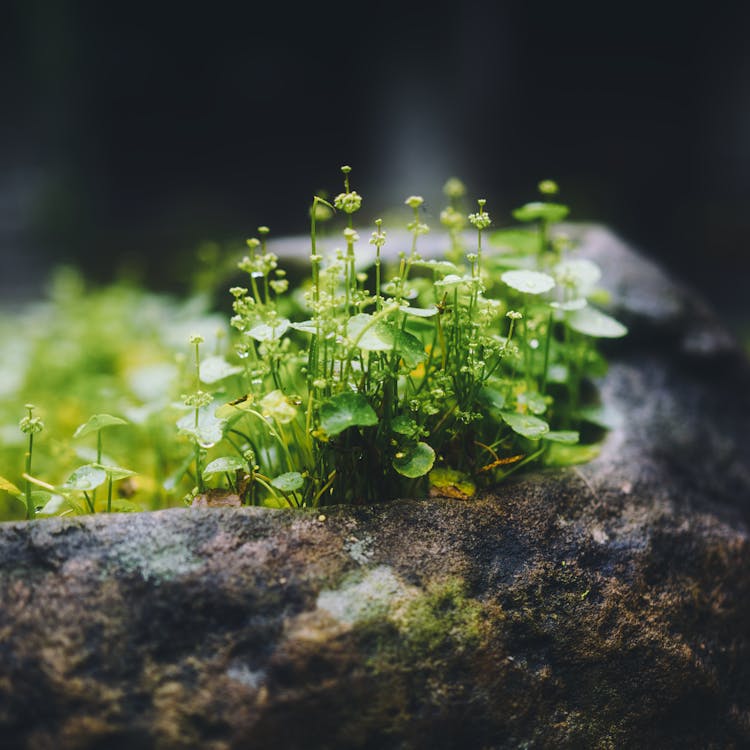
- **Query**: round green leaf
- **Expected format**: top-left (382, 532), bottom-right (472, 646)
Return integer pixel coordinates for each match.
top-left (246, 319), bottom-right (290, 342)
top-left (177, 405), bottom-right (227, 448)
top-left (63, 465), bottom-right (107, 492)
top-left (393, 441), bottom-right (435, 478)
top-left (567, 307), bottom-right (628, 338)
top-left (501, 270), bottom-right (555, 295)
top-left (320, 392), bottom-right (378, 437)
top-left (554, 258), bottom-right (602, 290)
top-left (391, 415), bottom-right (419, 437)
top-left (518, 391), bottom-right (548, 415)
top-left (395, 329), bottom-right (428, 369)
top-left (74, 414), bottom-right (128, 439)
top-left (347, 313), bottom-right (395, 351)
top-left (478, 385), bottom-right (507, 414)
top-left (203, 456), bottom-right (247, 477)
top-left (500, 411), bottom-right (550, 439)
top-left (512, 202), bottom-right (570, 223)
top-left (270, 471), bottom-right (304, 493)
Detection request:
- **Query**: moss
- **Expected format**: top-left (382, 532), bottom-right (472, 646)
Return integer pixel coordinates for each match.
top-left (393, 577), bottom-right (486, 656)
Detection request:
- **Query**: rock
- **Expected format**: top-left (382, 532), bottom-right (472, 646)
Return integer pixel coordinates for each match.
top-left (1, 225), bottom-right (749, 750)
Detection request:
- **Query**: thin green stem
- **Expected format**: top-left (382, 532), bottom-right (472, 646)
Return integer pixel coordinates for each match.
top-left (24, 433), bottom-right (34, 520)
top-left (83, 491), bottom-right (95, 514)
top-left (93, 430), bottom-right (102, 506)
top-left (541, 310), bottom-right (554, 395)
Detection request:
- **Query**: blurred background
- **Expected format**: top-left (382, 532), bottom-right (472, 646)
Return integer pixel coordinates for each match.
top-left (2, 1), bottom-right (749, 335)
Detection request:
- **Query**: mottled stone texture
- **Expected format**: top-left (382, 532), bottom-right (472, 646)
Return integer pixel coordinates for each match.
top-left (1, 226), bottom-right (749, 750)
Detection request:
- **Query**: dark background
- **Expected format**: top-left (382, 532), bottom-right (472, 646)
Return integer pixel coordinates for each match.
top-left (2, 1), bottom-right (749, 331)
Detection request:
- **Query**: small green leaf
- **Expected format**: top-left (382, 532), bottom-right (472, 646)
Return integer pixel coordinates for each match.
top-left (199, 356), bottom-right (242, 384)
top-left (433, 274), bottom-right (475, 290)
top-left (0, 475), bottom-right (22, 497)
top-left (246, 319), bottom-right (290, 342)
top-left (63, 465), bottom-right (107, 492)
top-left (260, 390), bottom-right (297, 424)
top-left (543, 430), bottom-right (580, 444)
top-left (38, 493), bottom-right (69, 516)
top-left (177, 405), bottom-right (227, 447)
top-left (500, 411), bottom-right (550, 439)
top-left (518, 391), bottom-right (547, 415)
top-left (94, 463), bottom-right (137, 481)
top-left (347, 313), bottom-right (395, 351)
top-left (395, 329), bottom-right (428, 369)
top-left (270, 472), bottom-right (304, 493)
top-left (399, 305), bottom-right (439, 318)
top-left (545, 442), bottom-right (601, 466)
top-left (391, 415), bottom-right (419, 437)
top-left (501, 270), bottom-right (555, 295)
top-left (320, 392), bottom-right (378, 437)
top-left (203, 456), bottom-right (247, 477)
top-left (393, 441), bottom-right (435, 478)
top-left (512, 201), bottom-right (570, 223)
top-left (289, 319), bottom-right (319, 334)
top-left (554, 258), bottom-right (602, 290)
top-left (409, 258), bottom-right (458, 275)
top-left (567, 307), bottom-right (628, 338)
top-left (74, 414), bottom-right (128, 439)
top-left (477, 385), bottom-right (506, 414)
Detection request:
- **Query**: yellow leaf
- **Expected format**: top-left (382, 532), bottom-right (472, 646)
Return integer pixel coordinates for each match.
top-left (0, 476), bottom-right (22, 496)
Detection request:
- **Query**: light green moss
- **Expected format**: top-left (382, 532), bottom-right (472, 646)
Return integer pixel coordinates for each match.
top-left (392, 577), bottom-right (485, 654)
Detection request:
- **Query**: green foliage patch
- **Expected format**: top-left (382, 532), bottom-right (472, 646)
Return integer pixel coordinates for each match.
top-left (0, 170), bottom-right (626, 519)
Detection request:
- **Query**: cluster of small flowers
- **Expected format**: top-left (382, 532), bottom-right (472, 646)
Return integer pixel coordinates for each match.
top-left (468, 199), bottom-right (491, 231)
top-left (333, 191), bottom-right (362, 214)
top-left (183, 390), bottom-right (213, 409)
top-left (19, 404), bottom-right (44, 435)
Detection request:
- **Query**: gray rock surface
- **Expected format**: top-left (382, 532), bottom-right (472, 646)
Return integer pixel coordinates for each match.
top-left (1, 225), bottom-right (749, 749)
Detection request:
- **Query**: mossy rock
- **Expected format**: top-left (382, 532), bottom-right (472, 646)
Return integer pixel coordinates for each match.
top-left (1, 225), bottom-right (749, 749)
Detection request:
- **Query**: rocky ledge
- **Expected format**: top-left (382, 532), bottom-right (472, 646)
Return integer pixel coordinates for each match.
top-left (1, 226), bottom-right (749, 749)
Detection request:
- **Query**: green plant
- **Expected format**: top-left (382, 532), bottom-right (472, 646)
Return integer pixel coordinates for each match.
top-left (192, 168), bottom-right (626, 507)
top-left (0, 168), bottom-right (627, 519)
